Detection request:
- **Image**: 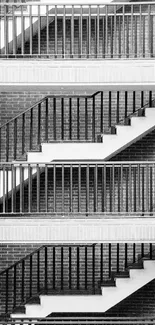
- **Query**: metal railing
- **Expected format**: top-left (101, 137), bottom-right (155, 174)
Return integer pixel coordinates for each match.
top-left (0, 243), bottom-right (153, 316)
top-left (0, 161), bottom-right (155, 215)
top-left (0, 2), bottom-right (155, 58)
top-left (0, 90), bottom-right (154, 162)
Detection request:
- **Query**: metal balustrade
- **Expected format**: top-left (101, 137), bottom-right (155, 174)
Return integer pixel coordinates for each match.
top-left (0, 243), bottom-right (153, 316)
top-left (0, 91), bottom-right (154, 162)
top-left (0, 2), bottom-right (155, 58)
top-left (0, 161), bottom-right (155, 216)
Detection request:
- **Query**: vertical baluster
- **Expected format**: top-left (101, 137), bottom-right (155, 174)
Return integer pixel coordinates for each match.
top-left (134, 14), bottom-right (137, 58)
top-left (55, 6), bottom-right (57, 58)
top-left (80, 6), bottom-right (83, 58)
top-left (149, 91), bottom-right (152, 107)
top-left (120, 164), bottom-right (123, 212)
top-left (0, 129), bottom-right (1, 162)
top-left (134, 166), bottom-right (136, 212)
top-left (14, 119), bottom-right (17, 160)
top-left (21, 5), bottom-right (24, 55)
top-left (45, 246), bottom-right (47, 292)
top-left (5, 167), bottom-right (8, 213)
top-left (62, 164), bottom-right (64, 213)
top-left (133, 91), bottom-right (136, 113)
top-left (92, 245), bottom-right (95, 289)
top-left (6, 124), bottom-right (9, 162)
top-left (38, 5), bottom-right (41, 55)
top-left (150, 165), bottom-right (153, 213)
top-left (105, 5), bottom-right (108, 58)
top-left (69, 98), bottom-right (72, 141)
top-left (5, 270), bottom-right (8, 314)
top-left (21, 260), bottom-right (25, 302)
top-left (53, 98), bottom-right (56, 141)
top-left (61, 98), bottom-right (64, 141)
top-left (125, 243), bottom-right (128, 268)
top-left (94, 165), bottom-right (98, 213)
top-left (129, 164), bottom-right (132, 212)
top-left (100, 243), bottom-right (103, 282)
top-left (117, 243), bottom-right (119, 273)
top-left (3, 165), bottom-right (5, 213)
top-left (85, 98), bottom-right (88, 141)
top-left (104, 164), bottom-right (106, 212)
top-left (71, 6), bottom-right (74, 58)
top-left (61, 247), bottom-right (63, 290)
top-left (148, 4), bottom-right (151, 57)
top-left (102, 15), bottom-right (105, 58)
top-left (142, 166), bottom-right (144, 213)
top-left (53, 247), bottom-right (55, 290)
top-left (77, 98), bottom-right (80, 140)
top-left (131, 5), bottom-right (133, 57)
top-left (13, 165), bottom-right (16, 212)
top-left (85, 246), bottom-right (87, 290)
top-left (112, 165), bottom-right (115, 212)
top-left (77, 247), bottom-right (79, 290)
top-left (78, 164), bottom-right (81, 213)
top-left (30, 108), bottom-right (33, 150)
top-left (141, 243), bottom-right (144, 258)
top-left (92, 96), bottom-right (95, 142)
top-left (117, 91), bottom-right (119, 124)
top-left (87, 6), bottom-right (91, 58)
top-left (126, 15), bottom-right (129, 58)
top-left (38, 104), bottom-right (41, 145)
top-left (28, 164), bottom-right (32, 213)
top-left (45, 98), bottom-right (49, 142)
top-left (63, 6), bottom-right (66, 58)
top-left (12, 5), bottom-right (16, 55)
top-left (146, 164), bottom-right (149, 212)
top-left (97, 6), bottom-right (100, 58)
top-left (69, 247), bottom-right (72, 289)
top-left (126, 166), bottom-right (128, 213)
top-left (11, 165), bottom-right (14, 213)
top-left (109, 243), bottom-right (111, 277)
top-left (46, 5), bottom-right (49, 56)
top-left (86, 165), bottom-right (89, 214)
top-left (13, 265), bottom-right (16, 308)
top-left (118, 15), bottom-right (121, 57)
top-left (137, 164), bottom-right (140, 212)
top-left (143, 14), bottom-right (145, 57)
top-left (118, 166), bottom-right (120, 212)
top-left (37, 250), bottom-right (40, 292)
top-left (122, 5), bottom-right (125, 57)
top-left (114, 5), bottom-right (116, 57)
top-left (101, 92), bottom-right (103, 134)
top-left (45, 164), bottom-right (48, 213)
top-left (139, 4), bottom-right (142, 57)
top-left (37, 164), bottom-right (40, 213)
top-left (29, 5), bottom-right (32, 55)
top-left (20, 164), bottom-right (23, 213)
top-left (110, 167), bottom-right (112, 212)
top-left (30, 255), bottom-right (32, 297)
top-left (133, 243), bottom-right (136, 263)
top-left (22, 113), bottom-right (25, 155)
top-left (125, 91), bottom-right (128, 119)
top-left (141, 91), bottom-right (144, 108)
top-left (110, 15), bottom-right (113, 58)
top-left (4, 5), bottom-right (8, 56)
top-left (150, 243), bottom-right (152, 260)
top-left (109, 92), bottom-right (111, 128)
top-left (70, 165), bottom-right (73, 213)
top-left (53, 165), bottom-right (56, 213)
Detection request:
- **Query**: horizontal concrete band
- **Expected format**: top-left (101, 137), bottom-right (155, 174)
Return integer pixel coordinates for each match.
top-left (0, 60), bottom-right (155, 89)
top-left (0, 217), bottom-right (155, 243)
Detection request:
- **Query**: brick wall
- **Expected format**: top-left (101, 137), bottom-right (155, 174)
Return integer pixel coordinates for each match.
top-left (0, 243), bottom-right (153, 316)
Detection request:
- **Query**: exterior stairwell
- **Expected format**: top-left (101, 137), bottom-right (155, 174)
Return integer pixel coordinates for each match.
top-left (7, 245), bottom-right (155, 318)
top-left (0, 91), bottom-right (155, 200)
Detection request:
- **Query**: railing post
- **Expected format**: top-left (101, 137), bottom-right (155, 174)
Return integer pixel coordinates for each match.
top-left (85, 246), bottom-right (87, 290)
top-left (77, 246), bottom-right (79, 290)
top-left (125, 243), bottom-right (128, 268)
top-left (13, 265), bottom-right (16, 309)
top-left (21, 260), bottom-right (25, 302)
top-left (55, 6), bottom-right (58, 58)
top-left (53, 246), bottom-right (55, 290)
top-left (77, 98), bottom-right (80, 140)
top-left (117, 243), bottom-right (119, 273)
top-left (92, 96), bottom-right (95, 142)
top-left (37, 250), bottom-right (40, 293)
top-left (45, 98), bottom-right (49, 142)
top-left (109, 243), bottom-right (111, 278)
top-left (85, 98), bottom-right (88, 141)
top-left (45, 246), bottom-right (48, 293)
top-left (61, 247), bottom-right (63, 290)
top-left (5, 270), bottom-right (8, 314)
top-left (69, 246), bottom-right (72, 290)
top-left (69, 98), bottom-right (72, 141)
top-left (14, 119), bottom-right (17, 160)
top-left (38, 104), bottom-right (41, 145)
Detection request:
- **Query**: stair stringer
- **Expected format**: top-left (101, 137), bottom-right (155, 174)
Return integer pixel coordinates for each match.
top-left (11, 260), bottom-right (155, 318)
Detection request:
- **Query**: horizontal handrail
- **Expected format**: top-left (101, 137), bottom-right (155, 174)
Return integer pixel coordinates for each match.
top-left (1, 161), bottom-right (155, 165)
top-left (1, 2), bottom-right (155, 5)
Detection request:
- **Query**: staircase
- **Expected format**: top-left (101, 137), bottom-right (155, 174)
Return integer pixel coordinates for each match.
top-left (8, 245), bottom-right (155, 318)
